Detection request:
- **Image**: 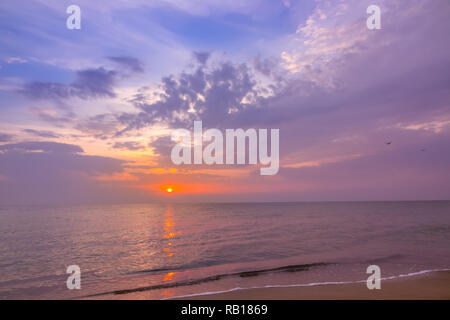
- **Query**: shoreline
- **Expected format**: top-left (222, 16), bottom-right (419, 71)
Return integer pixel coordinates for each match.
top-left (170, 270), bottom-right (450, 300)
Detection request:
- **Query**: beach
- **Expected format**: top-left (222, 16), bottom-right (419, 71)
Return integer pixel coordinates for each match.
top-left (178, 271), bottom-right (450, 300)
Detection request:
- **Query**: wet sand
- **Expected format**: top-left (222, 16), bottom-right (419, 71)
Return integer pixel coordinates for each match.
top-left (176, 271), bottom-right (450, 300)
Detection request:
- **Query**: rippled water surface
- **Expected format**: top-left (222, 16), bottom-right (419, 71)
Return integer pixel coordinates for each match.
top-left (0, 201), bottom-right (449, 299)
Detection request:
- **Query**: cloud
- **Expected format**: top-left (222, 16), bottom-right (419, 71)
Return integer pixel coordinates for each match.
top-left (22, 129), bottom-right (60, 138)
top-left (108, 56), bottom-right (145, 73)
top-left (112, 141), bottom-right (146, 151)
top-left (396, 119), bottom-right (450, 134)
top-left (75, 113), bottom-right (121, 139)
top-left (0, 141), bottom-right (133, 205)
top-left (0, 141), bottom-right (83, 154)
top-left (5, 57), bottom-right (27, 64)
top-left (29, 107), bottom-right (76, 127)
top-left (150, 135), bottom-right (174, 155)
top-left (117, 59), bottom-right (260, 132)
top-left (276, 135), bottom-right (450, 200)
top-left (148, 135), bottom-right (175, 166)
top-left (193, 51), bottom-right (211, 65)
top-left (20, 67), bottom-right (117, 100)
top-left (253, 54), bottom-right (278, 77)
top-left (0, 133), bottom-right (14, 142)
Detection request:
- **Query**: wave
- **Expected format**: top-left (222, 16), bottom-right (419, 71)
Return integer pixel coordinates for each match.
top-left (164, 267), bottom-right (450, 300)
top-left (363, 253), bottom-right (405, 264)
top-left (129, 260), bottom-right (220, 275)
top-left (131, 266), bottom-right (181, 274)
top-left (84, 262), bottom-right (332, 298)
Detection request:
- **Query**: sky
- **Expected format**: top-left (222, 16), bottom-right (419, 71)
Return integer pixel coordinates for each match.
top-left (0, 0), bottom-right (449, 205)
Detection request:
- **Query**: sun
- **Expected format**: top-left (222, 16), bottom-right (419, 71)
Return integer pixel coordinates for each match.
top-left (166, 187), bottom-right (173, 193)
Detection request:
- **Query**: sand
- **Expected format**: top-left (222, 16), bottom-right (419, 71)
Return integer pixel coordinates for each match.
top-left (176, 271), bottom-right (450, 300)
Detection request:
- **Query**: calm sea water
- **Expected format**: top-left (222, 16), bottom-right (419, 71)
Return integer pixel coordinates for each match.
top-left (0, 201), bottom-right (449, 299)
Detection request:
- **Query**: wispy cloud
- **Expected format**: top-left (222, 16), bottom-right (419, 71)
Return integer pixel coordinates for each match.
top-left (22, 128), bottom-right (60, 138)
top-left (112, 141), bottom-right (146, 151)
top-left (0, 133), bottom-right (14, 142)
top-left (20, 67), bottom-right (118, 100)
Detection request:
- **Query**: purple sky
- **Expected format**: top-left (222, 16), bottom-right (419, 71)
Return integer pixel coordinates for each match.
top-left (0, 0), bottom-right (449, 204)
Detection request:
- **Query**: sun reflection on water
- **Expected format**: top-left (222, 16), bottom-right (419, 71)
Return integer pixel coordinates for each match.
top-left (162, 205), bottom-right (179, 283)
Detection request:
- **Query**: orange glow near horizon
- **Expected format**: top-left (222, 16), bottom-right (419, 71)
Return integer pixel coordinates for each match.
top-left (149, 183), bottom-right (228, 195)
top-left (133, 181), bottom-right (289, 197)
top-left (159, 184), bottom-right (178, 194)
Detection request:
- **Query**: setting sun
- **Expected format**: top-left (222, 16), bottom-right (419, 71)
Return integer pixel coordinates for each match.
top-left (166, 187), bottom-right (173, 193)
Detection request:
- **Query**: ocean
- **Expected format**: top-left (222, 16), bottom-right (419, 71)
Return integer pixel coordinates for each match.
top-left (0, 201), bottom-right (449, 299)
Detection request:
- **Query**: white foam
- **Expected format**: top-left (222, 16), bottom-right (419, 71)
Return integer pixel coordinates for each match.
top-left (163, 268), bottom-right (450, 300)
